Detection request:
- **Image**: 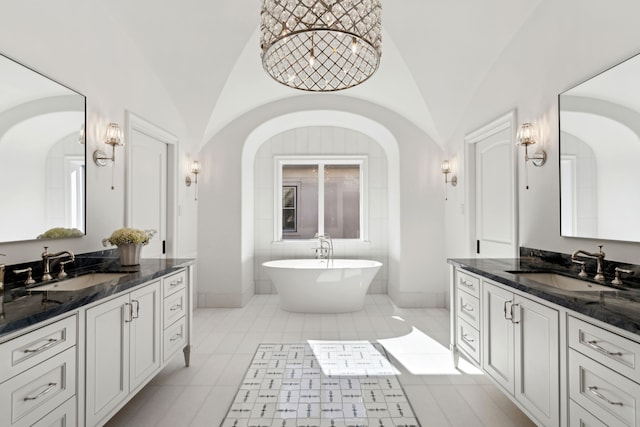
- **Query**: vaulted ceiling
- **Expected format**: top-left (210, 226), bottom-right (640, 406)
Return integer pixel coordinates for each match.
top-left (109, 0), bottom-right (543, 148)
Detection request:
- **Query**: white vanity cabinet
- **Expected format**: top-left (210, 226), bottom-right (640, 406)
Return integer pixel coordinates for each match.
top-left (85, 280), bottom-right (161, 427)
top-left (452, 269), bottom-right (482, 365)
top-left (568, 315), bottom-right (640, 427)
top-left (162, 270), bottom-right (187, 363)
top-left (482, 280), bottom-right (560, 427)
top-left (0, 314), bottom-right (78, 427)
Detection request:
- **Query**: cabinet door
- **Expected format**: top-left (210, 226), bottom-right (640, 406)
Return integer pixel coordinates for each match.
top-left (85, 293), bottom-right (130, 427)
top-left (129, 281), bottom-right (161, 392)
top-left (514, 295), bottom-right (560, 427)
top-left (482, 281), bottom-right (514, 393)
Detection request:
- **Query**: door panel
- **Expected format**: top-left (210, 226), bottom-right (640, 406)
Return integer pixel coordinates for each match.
top-left (515, 296), bottom-right (559, 427)
top-left (482, 281), bottom-right (515, 393)
top-left (465, 112), bottom-right (518, 258)
top-left (475, 127), bottom-right (517, 257)
top-left (129, 281), bottom-right (161, 391)
top-left (85, 294), bottom-right (130, 427)
top-left (130, 129), bottom-right (167, 258)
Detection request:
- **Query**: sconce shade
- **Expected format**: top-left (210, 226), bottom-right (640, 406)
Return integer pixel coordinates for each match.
top-left (441, 160), bottom-right (451, 174)
top-left (516, 122), bottom-right (537, 147)
top-left (104, 122), bottom-right (124, 147)
top-left (191, 160), bottom-right (202, 174)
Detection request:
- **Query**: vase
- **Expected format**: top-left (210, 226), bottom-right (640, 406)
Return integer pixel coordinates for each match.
top-left (118, 244), bottom-right (143, 266)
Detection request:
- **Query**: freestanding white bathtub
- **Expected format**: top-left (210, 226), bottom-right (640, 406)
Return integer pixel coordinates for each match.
top-left (261, 259), bottom-right (383, 313)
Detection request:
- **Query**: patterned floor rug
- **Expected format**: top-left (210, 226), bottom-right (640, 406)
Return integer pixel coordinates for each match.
top-left (220, 342), bottom-right (420, 427)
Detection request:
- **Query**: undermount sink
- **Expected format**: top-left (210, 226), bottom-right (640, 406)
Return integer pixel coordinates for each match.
top-left (30, 272), bottom-right (129, 292)
top-left (513, 273), bottom-right (613, 292)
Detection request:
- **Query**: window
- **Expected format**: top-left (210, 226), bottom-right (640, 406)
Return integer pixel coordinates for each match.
top-left (282, 186), bottom-right (297, 232)
top-left (276, 156), bottom-right (366, 241)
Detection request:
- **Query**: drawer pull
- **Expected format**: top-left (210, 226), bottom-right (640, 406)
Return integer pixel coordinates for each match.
top-left (170, 304), bottom-right (183, 311)
top-left (461, 303), bottom-right (474, 313)
top-left (170, 333), bottom-right (183, 342)
top-left (132, 299), bottom-right (140, 319)
top-left (588, 386), bottom-right (623, 406)
top-left (587, 340), bottom-right (623, 357)
top-left (510, 303), bottom-right (520, 324)
top-left (504, 300), bottom-right (513, 320)
top-left (24, 382), bottom-right (57, 401)
top-left (24, 338), bottom-right (59, 354)
top-left (459, 278), bottom-right (474, 288)
top-left (461, 333), bottom-right (475, 344)
top-left (170, 278), bottom-right (184, 287)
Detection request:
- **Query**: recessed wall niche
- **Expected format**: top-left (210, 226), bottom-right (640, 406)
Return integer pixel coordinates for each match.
top-left (253, 126), bottom-right (389, 294)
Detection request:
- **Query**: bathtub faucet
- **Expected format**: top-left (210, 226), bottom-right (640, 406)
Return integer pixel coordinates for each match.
top-left (313, 233), bottom-right (333, 262)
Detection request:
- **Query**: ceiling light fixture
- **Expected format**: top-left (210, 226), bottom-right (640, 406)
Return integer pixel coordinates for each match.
top-left (260, 0), bottom-right (382, 92)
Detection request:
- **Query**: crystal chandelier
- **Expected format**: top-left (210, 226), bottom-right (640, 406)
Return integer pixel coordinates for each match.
top-left (260, 0), bottom-right (382, 92)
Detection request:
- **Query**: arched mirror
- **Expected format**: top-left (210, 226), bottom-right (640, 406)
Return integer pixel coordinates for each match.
top-left (0, 53), bottom-right (86, 243)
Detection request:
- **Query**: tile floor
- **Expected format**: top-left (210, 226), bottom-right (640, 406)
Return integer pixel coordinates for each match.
top-left (105, 295), bottom-right (535, 427)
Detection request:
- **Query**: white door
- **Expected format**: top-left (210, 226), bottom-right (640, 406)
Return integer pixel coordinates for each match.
top-left (85, 293), bottom-right (130, 427)
top-left (129, 129), bottom-right (167, 258)
top-left (129, 281), bottom-right (161, 392)
top-left (465, 112), bottom-right (518, 258)
top-left (482, 281), bottom-right (515, 394)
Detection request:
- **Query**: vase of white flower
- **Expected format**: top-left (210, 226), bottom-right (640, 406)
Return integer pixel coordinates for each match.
top-left (118, 244), bottom-right (143, 266)
top-left (103, 228), bottom-right (156, 266)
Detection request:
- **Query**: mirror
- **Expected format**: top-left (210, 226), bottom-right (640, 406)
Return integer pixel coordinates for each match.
top-left (0, 53), bottom-right (86, 243)
top-left (559, 52), bottom-right (640, 242)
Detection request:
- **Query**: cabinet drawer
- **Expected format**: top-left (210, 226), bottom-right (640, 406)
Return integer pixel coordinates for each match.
top-left (163, 317), bottom-right (186, 362)
top-left (0, 315), bottom-right (77, 383)
top-left (457, 317), bottom-right (480, 365)
top-left (32, 396), bottom-right (76, 427)
top-left (569, 316), bottom-right (640, 382)
top-left (0, 346), bottom-right (76, 427)
top-left (456, 291), bottom-right (480, 329)
top-left (570, 400), bottom-right (608, 427)
top-left (163, 288), bottom-right (186, 329)
top-left (569, 349), bottom-right (640, 427)
top-left (163, 269), bottom-right (186, 296)
top-left (456, 270), bottom-right (480, 298)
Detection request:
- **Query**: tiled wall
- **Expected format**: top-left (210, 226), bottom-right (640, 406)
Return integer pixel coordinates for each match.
top-left (253, 126), bottom-right (389, 294)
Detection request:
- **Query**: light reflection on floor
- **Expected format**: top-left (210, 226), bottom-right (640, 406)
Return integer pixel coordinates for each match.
top-left (378, 326), bottom-right (482, 376)
top-left (307, 341), bottom-right (401, 377)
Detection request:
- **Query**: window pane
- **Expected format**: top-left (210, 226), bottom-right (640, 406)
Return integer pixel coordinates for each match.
top-left (324, 165), bottom-right (360, 239)
top-left (283, 165), bottom-right (318, 239)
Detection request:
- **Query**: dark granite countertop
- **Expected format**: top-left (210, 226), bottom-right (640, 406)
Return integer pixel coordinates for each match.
top-left (448, 257), bottom-right (640, 336)
top-left (0, 257), bottom-right (194, 339)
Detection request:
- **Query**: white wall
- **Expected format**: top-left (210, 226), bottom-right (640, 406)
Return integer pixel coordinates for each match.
top-left (0, 2), bottom-right (199, 265)
top-left (253, 127), bottom-right (389, 295)
top-left (197, 96), bottom-right (446, 308)
top-left (444, 0), bottom-right (640, 263)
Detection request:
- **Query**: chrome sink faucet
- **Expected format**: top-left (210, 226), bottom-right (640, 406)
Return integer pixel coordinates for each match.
top-left (571, 245), bottom-right (606, 282)
top-left (42, 246), bottom-right (75, 281)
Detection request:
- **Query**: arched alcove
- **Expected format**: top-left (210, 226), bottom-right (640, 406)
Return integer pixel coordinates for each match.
top-left (241, 110), bottom-right (401, 297)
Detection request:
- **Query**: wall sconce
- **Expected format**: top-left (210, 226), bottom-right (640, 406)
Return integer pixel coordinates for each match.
top-left (516, 122), bottom-right (547, 167)
top-left (185, 160), bottom-right (201, 200)
top-left (441, 160), bottom-right (457, 186)
top-left (93, 123), bottom-right (124, 167)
